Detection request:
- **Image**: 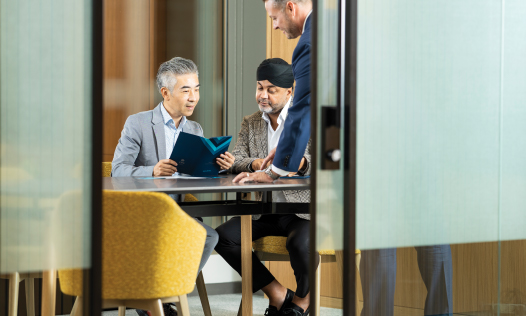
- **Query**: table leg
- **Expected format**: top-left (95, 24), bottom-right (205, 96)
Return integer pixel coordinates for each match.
top-left (240, 215), bottom-right (252, 316)
top-left (41, 270), bottom-right (56, 316)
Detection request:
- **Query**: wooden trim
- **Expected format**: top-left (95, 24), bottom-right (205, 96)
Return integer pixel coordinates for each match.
top-left (149, 0), bottom-right (166, 110)
top-left (149, 0), bottom-right (156, 109)
top-left (320, 296), bottom-right (342, 309)
top-left (266, 15), bottom-right (272, 58)
top-left (240, 215), bottom-right (252, 316)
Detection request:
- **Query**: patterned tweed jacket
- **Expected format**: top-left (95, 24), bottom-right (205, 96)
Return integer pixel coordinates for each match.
top-left (231, 110), bottom-right (311, 220)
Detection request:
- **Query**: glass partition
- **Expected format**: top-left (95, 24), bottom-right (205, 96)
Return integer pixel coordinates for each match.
top-left (1, 0), bottom-right (92, 275)
top-left (315, 0), bottom-right (344, 252)
top-left (1, 0), bottom-right (96, 313)
top-left (313, 1), bottom-right (525, 315)
top-left (354, 1), bottom-right (526, 315)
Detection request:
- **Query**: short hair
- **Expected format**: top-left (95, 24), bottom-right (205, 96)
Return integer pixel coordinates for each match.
top-left (156, 57), bottom-right (199, 94)
top-left (262, 0), bottom-right (310, 10)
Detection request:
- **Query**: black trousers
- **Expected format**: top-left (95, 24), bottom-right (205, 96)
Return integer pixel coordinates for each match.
top-left (215, 214), bottom-right (318, 297)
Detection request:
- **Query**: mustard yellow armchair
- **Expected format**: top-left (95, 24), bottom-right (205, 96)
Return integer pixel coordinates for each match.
top-left (59, 191), bottom-right (206, 316)
top-left (101, 162), bottom-right (211, 316)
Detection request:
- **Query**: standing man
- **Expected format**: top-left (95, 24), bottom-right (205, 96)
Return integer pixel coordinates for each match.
top-left (112, 57), bottom-right (234, 316)
top-left (216, 58), bottom-right (314, 316)
top-left (233, 0), bottom-right (312, 184)
top-left (235, 1), bottom-right (454, 316)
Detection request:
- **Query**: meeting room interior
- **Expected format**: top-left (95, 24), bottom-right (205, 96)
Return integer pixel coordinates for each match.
top-left (1, 0), bottom-right (525, 316)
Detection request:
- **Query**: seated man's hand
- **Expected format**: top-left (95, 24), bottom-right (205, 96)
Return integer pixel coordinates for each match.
top-left (153, 159), bottom-right (178, 176)
top-left (251, 158), bottom-right (271, 171)
top-left (260, 147), bottom-right (277, 170)
top-left (216, 152), bottom-right (235, 170)
top-left (232, 171), bottom-right (274, 184)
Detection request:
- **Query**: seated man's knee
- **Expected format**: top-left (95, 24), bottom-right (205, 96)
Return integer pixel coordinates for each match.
top-left (206, 226), bottom-right (219, 248)
top-left (286, 232), bottom-right (309, 255)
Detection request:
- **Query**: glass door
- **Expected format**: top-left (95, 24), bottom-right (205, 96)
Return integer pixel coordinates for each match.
top-left (311, 0), bottom-right (355, 315)
top-left (313, 1), bottom-right (526, 316)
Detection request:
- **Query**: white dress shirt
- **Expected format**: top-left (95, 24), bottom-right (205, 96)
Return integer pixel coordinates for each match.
top-left (303, 10), bottom-right (312, 34)
top-left (160, 102), bottom-right (187, 175)
top-left (262, 98), bottom-right (291, 202)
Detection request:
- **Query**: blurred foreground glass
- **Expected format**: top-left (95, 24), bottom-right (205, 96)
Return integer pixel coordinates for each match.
top-left (355, 1), bottom-right (526, 315)
top-left (1, 0), bottom-right (92, 279)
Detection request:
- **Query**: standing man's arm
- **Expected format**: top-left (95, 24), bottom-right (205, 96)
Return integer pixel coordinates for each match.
top-left (262, 42), bottom-right (311, 175)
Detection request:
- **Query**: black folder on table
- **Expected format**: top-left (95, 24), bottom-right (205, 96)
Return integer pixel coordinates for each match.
top-left (169, 132), bottom-right (232, 176)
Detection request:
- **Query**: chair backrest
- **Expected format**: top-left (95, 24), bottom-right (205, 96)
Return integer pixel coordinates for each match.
top-left (102, 162), bottom-right (112, 177)
top-left (59, 191), bottom-right (206, 299)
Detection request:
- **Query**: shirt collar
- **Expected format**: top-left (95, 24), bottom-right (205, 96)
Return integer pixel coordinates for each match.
top-left (261, 97), bottom-right (292, 125)
top-left (161, 102), bottom-right (187, 129)
top-left (302, 10), bottom-right (312, 34)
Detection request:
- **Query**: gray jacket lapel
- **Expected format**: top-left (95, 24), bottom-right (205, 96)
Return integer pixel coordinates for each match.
top-left (152, 104), bottom-right (166, 160)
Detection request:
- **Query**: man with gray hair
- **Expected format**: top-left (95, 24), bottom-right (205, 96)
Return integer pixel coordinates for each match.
top-left (112, 57), bottom-right (235, 316)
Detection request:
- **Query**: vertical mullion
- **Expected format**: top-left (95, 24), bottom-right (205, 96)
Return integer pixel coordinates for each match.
top-left (309, 0), bottom-right (319, 314)
top-left (343, 0), bottom-right (358, 315)
top-left (84, 0), bottom-right (103, 314)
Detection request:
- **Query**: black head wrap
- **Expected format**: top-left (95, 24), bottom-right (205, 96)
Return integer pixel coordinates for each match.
top-left (257, 58), bottom-right (294, 88)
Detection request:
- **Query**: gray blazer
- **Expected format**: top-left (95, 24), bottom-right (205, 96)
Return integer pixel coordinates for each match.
top-left (231, 110), bottom-right (311, 220)
top-left (112, 103), bottom-right (204, 177)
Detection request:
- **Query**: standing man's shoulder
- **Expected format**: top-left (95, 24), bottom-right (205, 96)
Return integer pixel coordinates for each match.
top-left (292, 15), bottom-right (312, 74)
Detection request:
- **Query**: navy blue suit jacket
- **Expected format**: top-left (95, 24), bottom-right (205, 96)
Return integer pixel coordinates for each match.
top-left (274, 15), bottom-right (312, 172)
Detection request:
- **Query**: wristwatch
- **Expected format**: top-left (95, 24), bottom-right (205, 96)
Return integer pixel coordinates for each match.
top-left (264, 166), bottom-right (280, 181)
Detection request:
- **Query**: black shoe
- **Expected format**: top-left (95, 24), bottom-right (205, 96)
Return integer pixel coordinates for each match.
top-left (279, 289), bottom-right (295, 313)
top-left (264, 305), bottom-right (280, 316)
top-left (136, 309), bottom-right (150, 316)
top-left (281, 302), bottom-right (309, 316)
top-left (163, 303), bottom-right (178, 316)
top-left (265, 289), bottom-right (295, 316)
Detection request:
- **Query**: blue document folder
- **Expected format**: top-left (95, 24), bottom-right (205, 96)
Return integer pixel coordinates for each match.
top-left (169, 132), bottom-right (232, 176)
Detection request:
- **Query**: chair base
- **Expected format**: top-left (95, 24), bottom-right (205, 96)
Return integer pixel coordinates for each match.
top-left (1, 272), bottom-right (37, 316)
top-left (196, 271), bottom-right (213, 316)
top-left (71, 295), bottom-right (190, 316)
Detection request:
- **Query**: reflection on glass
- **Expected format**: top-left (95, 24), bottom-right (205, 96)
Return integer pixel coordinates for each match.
top-left (355, 1), bottom-right (526, 315)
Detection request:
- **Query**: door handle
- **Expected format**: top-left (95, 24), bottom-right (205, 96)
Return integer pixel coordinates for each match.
top-left (321, 106), bottom-right (340, 170)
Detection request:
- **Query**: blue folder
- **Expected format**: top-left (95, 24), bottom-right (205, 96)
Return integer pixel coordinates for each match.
top-left (169, 132), bottom-right (232, 176)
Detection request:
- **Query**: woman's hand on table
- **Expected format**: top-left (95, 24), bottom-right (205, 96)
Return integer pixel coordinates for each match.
top-left (216, 152), bottom-right (235, 170)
